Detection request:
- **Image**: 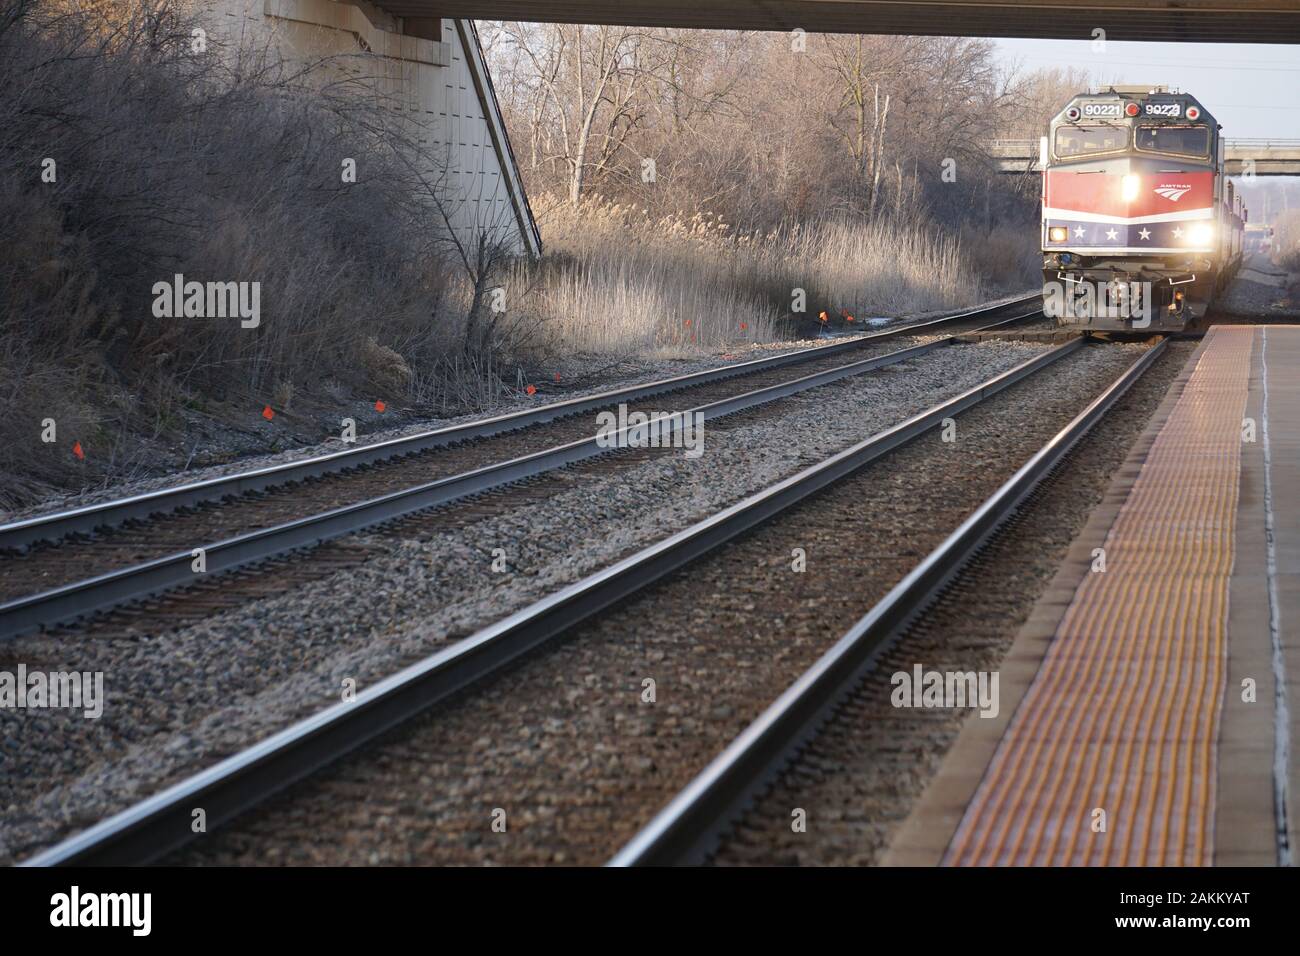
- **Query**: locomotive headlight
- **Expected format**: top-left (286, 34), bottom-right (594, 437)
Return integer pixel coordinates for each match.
top-left (1122, 175), bottom-right (1140, 202)
top-left (1048, 226), bottom-right (1069, 242)
top-left (1190, 223), bottom-right (1214, 245)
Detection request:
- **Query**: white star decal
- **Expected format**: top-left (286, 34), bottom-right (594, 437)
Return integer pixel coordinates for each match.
top-left (1074, 225), bottom-right (1086, 238)
top-left (1173, 226), bottom-right (1184, 239)
top-left (1138, 228), bottom-right (1151, 240)
top-left (1105, 228), bottom-right (1119, 240)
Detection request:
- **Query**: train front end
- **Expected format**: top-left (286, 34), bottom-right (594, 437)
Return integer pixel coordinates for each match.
top-left (1041, 87), bottom-right (1244, 332)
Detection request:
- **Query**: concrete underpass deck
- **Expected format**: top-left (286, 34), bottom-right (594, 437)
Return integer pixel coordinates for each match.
top-left (886, 325), bottom-right (1299, 866)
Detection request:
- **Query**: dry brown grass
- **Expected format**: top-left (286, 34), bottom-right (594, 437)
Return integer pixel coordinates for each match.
top-left (516, 194), bottom-right (1015, 358)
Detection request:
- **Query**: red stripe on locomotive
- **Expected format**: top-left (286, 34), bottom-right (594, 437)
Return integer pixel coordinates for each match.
top-left (1044, 170), bottom-right (1214, 219)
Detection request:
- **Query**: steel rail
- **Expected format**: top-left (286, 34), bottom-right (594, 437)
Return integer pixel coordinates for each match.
top-left (0, 295), bottom-right (1040, 552)
top-left (18, 336), bottom-right (1080, 866)
top-left (606, 338), bottom-right (1169, 867)
top-left (0, 321), bottom-right (1043, 640)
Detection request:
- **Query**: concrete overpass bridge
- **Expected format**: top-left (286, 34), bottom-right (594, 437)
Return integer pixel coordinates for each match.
top-left (386, 2), bottom-right (1300, 43)
top-left (210, 1), bottom-right (1300, 258)
top-left (989, 138), bottom-right (1300, 175)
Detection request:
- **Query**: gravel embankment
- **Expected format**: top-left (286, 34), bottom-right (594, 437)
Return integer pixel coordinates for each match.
top-left (1212, 251), bottom-right (1300, 320)
top-left (712, 340), bottom-right (1196, 866)
top-left (0, 335), bottom-right (945, 602)
top-left (155, 342), bottom-right (1151, 866)
top-left (0, 330), bottom-right (940, 527)
top-left (3, 290), bottom-right (1037, 525)
top-left (1, 338), bottom-right (1045, 864)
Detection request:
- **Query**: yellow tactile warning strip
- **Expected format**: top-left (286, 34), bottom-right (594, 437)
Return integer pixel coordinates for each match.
top-left (944, 326), bottom-right (1255, 866)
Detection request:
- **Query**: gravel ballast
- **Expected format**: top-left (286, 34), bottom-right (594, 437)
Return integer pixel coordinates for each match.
top-left (1, 338), bottom-right (1046, 864)
top-left (1213, 251), bottom-right (1300, 321)
top-left (711, 340), bottom-right (1196, 865)
top-left (0, 334), bottom-right (953, 603)
top-left (146, 342), bottom-right (1152, 866)
top-left (2, 316), bottom-right (1014, 528)
top-left (1, 338), bottom-right (872, 524)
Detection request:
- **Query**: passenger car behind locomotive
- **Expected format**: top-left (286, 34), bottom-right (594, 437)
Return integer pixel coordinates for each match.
top-left (1041, 87), bottom-right (1245, 331)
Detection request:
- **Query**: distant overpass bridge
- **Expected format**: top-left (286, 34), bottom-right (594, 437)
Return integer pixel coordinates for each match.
top-left (988, 139), bottom-right (1300, 175)
top-left (395, 1), bottom-right (1300, 43)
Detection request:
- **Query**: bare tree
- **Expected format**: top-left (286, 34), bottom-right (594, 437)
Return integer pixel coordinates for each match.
top-left (486, 21), bottom-right (1057, 234)
top-left (491, 22), bottom-right (661, 206)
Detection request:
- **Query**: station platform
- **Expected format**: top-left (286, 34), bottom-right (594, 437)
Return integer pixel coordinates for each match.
top-left (888, 325), bottom-right (1300, 866)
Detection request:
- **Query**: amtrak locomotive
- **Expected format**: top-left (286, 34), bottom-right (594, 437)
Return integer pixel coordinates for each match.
top-left (1041, 86), bottom-right (1245, 331)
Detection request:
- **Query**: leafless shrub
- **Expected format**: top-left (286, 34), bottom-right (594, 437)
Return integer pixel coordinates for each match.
top-left (0, 0), bottom-right (524, 506)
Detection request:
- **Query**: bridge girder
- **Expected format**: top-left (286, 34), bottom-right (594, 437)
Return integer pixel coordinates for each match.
top-left (374, 1), bottom-right (1300, 44)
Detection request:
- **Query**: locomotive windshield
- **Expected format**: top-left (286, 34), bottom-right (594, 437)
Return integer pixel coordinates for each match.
top-left (1135, 125), bottom-right (1210, 156)
top-left (1054, 125), bottom-right (1127, 158)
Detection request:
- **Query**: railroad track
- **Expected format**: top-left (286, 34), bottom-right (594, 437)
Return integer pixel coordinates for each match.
top-left (1, 295), bottom-right (1039, 552)
top-left (609, 338), bottom-right (1169, 866)
top-left (16, 334), bottom-right (1165, 867)
top-left (712, 344), bottom-right (1198, 867)
top-left (0, 299), bottom-right (1043, 639)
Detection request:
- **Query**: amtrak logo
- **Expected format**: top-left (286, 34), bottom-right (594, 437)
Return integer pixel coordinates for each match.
top-left (1154, 184), bottom-right (1192, 202)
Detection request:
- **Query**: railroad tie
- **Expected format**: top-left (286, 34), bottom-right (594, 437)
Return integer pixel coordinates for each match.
top-left (944, 325), bottom-right (1253, 866)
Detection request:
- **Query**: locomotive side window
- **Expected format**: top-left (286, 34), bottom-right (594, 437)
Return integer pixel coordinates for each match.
top-left (1136, 125), bottom-right (1210, 156)
top-left (1054, 125), bottom-right (1127, 158)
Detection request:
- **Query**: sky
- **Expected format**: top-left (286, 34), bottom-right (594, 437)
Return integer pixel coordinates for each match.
top-left (993, 38), bottom-right (1300, 140)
